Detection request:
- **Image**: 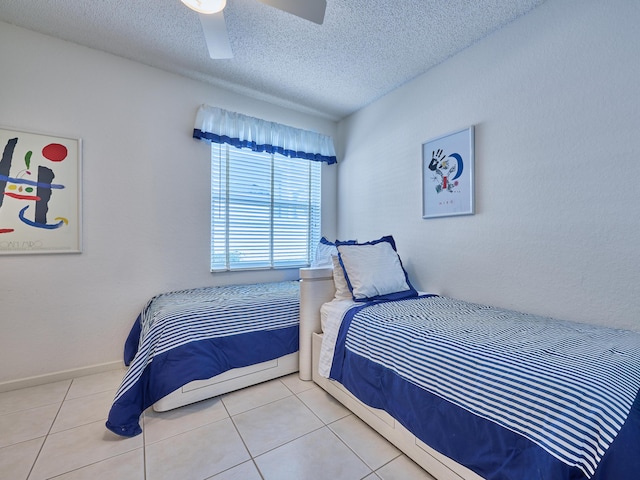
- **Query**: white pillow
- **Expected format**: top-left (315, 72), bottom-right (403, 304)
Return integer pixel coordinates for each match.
top-left (331, 255), bottom-right (352, 299)
top-left (337, 238), bottom-right (416, 301)
top-left (312, 237), bottom-right (337, 267)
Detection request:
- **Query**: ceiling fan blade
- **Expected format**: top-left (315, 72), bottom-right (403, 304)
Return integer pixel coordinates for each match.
top-left (199, 12), bottom-right (233, 59)
top-left (258, 0), bottom-right (326, 25)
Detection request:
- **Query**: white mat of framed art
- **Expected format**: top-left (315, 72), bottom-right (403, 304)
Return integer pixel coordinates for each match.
top-left (422, 126), bottom-right (474, 219)
top-left (0, 127), bottom-right (82, 254)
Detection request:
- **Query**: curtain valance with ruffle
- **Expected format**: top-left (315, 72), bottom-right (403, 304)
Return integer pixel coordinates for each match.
top-left (192, 105), bottom-right (337, 164)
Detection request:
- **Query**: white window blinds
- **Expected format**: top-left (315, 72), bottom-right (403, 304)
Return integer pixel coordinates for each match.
top-left (211, 144), bottom-right (321, 271)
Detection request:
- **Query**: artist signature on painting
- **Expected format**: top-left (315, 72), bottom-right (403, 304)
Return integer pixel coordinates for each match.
top-left (0, 240), bottom-right (45, 250)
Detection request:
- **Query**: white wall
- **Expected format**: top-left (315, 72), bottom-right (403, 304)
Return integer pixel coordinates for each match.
top-left (0, 22), bottom-right (337, 385)
top-left (337, 0), bottom-right (640, 331)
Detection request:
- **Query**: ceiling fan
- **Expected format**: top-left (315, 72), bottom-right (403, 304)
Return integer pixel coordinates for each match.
top-left (181, 0), bottom-right (327, 59)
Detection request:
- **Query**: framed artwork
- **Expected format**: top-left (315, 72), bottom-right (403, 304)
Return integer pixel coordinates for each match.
top-left (0, 127), bottom-right (82, 254)
top-left (422, 126), bottom-right (474, 219)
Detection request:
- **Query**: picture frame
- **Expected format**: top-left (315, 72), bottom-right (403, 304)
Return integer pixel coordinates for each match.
top-left (422, 126), bottom-right (474, 219)
top-left (0, 127), bottom-right (82, 254)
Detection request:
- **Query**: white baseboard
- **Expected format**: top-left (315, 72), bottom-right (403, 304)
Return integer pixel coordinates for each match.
top-left (0, 360), bottom-right (125, 393)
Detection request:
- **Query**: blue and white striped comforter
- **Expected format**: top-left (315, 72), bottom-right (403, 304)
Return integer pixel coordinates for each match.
top-left (107, 281), bottom-right (299, 437)
top-left (330, 295), bottom-right (640, 480)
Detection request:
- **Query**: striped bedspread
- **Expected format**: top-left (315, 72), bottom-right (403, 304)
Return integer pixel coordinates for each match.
top-left (330, 295), bottom-right (640, 480)
top-left (107, 281), bottom-right (299, 437)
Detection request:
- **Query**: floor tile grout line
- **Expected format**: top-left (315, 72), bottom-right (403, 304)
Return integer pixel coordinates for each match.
top-left (0, 383), bottom-right (71, 419)
top-left (43, 449), bottom-right (143, 480)
top-left (45, 392), bottom-right (119, 437)
top-left (251, 423), bottom-right (328, 460)
top-left (221, 379), bottom-right (295, 418)
top-left (64, 385), bottom-right (121, 402)
top-left (219, 386), bottom-right (268, 478)
top-left (296, 395), bottom-right (350, 429)
top-left (13, 375), bottom-right (141, 480)
top-left (225, 384), bottom-right (332, 475)
top-left (251, 457), bottom-right (267, 480)
top-left (370, 453), bottom-right (404, 477)
top-left (322, 421), bottom-right (379, 477)
top-left (0, 401), bottom-right (63, 419)
top-left (324, 412), bottom-right (403, 476)
top-left (27, 419), bottom-right (145, 480)
top-left (141, 402), bottom-right (229, 448)
top-left (23, 380), bottom-right (72, 480)
top-left (225, 400), bottom-right (264, 478)
top-left (14, 436), bottom-right (45, 480)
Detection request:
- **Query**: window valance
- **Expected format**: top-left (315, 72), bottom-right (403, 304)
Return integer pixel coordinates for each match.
top-left (192, 105), bottom-right (337, 164)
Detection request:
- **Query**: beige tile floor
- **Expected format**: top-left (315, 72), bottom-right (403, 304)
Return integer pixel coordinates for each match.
top-left (0, 370), bottom-right (436, 480)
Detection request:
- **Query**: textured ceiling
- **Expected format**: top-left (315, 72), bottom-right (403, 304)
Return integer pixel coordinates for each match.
top-left (0, 0), bottom-right (546, 120)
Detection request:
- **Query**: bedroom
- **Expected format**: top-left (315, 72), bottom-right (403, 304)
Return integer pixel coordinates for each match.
top-left (1, 0), bottom-right (639, 478)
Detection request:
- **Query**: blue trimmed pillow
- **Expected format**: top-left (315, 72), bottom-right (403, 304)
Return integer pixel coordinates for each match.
top-left (312, 237), bottom-right (357, 267)
top-left (336, 235), bottom-right (418, 302)
top-left (312, 237), bottom-right (338, 267)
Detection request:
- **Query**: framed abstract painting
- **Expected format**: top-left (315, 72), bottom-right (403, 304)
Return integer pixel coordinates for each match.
top-left (422, 126), bottom-right (474, 219)
top-left (0, 127), bottom-right (82, 254)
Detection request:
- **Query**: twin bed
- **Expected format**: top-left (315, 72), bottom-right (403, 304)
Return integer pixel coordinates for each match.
top-left (303, 267), bottom-right (640, 480)
top-left (106, 281), bottom-right (300, 437)
top-left (107, 235), bottom-right (640, 480)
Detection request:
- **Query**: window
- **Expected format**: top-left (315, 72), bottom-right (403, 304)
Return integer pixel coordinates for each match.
top-left (193, 105), bottom-right (335, 271)
top-left (211, 143), bottom-right (321, 271)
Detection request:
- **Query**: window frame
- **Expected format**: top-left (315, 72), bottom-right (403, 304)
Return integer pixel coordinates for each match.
top-left (210, 143), bottom-right (321, 272)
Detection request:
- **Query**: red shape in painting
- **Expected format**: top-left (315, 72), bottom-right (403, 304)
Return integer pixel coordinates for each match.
top-left (42, 143), bottom-right (68, 162)
top-left (4, 192), bottom-right (41, 201)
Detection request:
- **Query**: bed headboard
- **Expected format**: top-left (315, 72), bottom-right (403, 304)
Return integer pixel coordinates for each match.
top-left (299, 267), bottom-right (335, 380)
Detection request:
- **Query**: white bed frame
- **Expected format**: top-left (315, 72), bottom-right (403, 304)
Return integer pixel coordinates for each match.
top-left (153, 352), bottom-right (298, 411)
top-left (299, 267), bottom-right (483, 480)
